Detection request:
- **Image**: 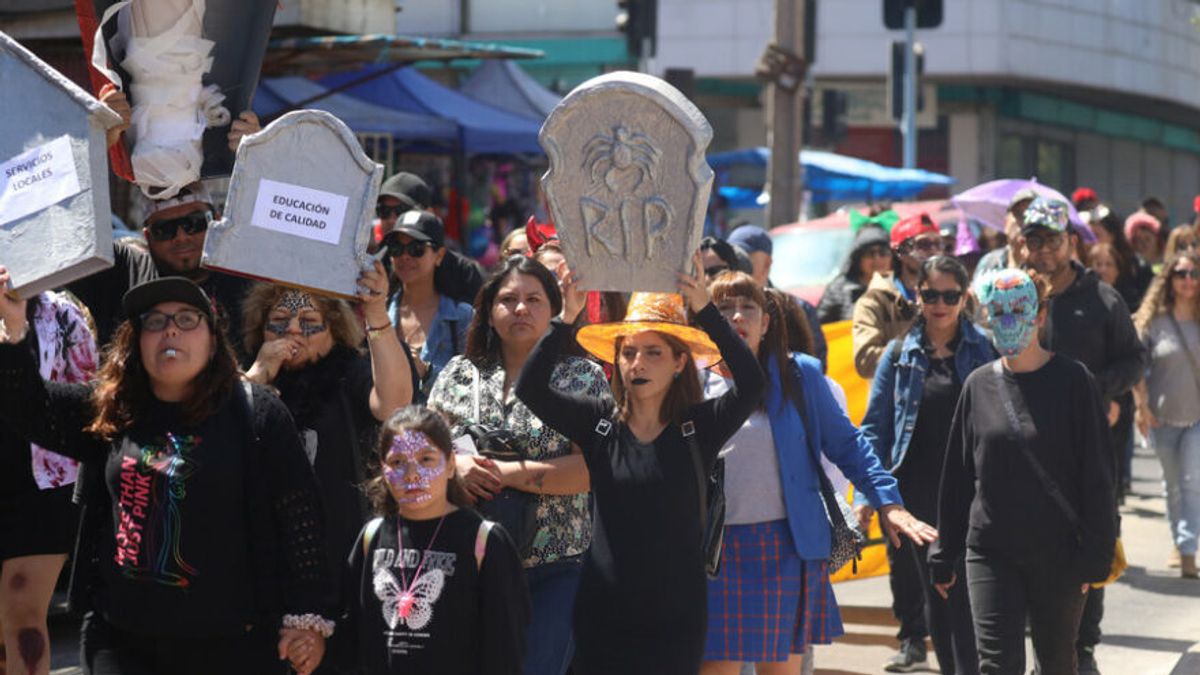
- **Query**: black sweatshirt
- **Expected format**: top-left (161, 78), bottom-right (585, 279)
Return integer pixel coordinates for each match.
top-left (929, 355), bottom-right (1117, 585)
top-left (341, 509), bottom-right (529, 675)
top-left (0, 336), bottom-right (335, 635)
top-left (514, 304), bottom-right (764, 674)
top-left (1042, 262), bottom-right (1146, 402)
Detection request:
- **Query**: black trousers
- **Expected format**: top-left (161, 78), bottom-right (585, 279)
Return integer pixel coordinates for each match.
top-left (888, 537), bottom-right (929, 643)
top-left (908, 544), bottom-right (979, 675)
top-left (81, 612), bottom-right (286, 675)
top-left (965, 547), bottom-right (1086, 675)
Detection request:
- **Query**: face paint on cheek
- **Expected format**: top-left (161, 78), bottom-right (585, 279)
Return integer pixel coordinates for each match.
top-left (266, 320), bottom-right (289, 336)
top-left (298, 322), bottom-right (328, 338)
top-left (383, 430), bottom-right (447, 504)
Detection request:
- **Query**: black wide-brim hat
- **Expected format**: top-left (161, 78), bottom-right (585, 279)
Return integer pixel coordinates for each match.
top-left (122, 277), bottom-right (215, 326)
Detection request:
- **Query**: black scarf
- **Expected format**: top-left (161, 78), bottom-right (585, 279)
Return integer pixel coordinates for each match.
top-left (273, 345), bottom-right (359, 430)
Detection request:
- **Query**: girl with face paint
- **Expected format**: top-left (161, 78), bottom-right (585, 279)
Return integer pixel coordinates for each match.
top-left (930, 269), bottom-right (1118, 675)
top-left (341, 406), bottom-right (530, 675)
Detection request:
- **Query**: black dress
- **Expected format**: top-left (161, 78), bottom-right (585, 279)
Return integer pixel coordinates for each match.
top-left (514, 304), bottom-right (764, 675)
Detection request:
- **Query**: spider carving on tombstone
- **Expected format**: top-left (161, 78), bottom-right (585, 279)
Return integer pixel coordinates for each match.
top-left (582, 125), bottom-right (661, 192)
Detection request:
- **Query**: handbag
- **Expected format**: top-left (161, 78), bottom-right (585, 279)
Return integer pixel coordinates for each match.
top-left (990, 361), bottom-right (1125, 587)
top-left (682, 420), bottom-right (725, 579)
top-left (787, 360), bottom-right (865, 572)
top-left (466, 367), bottom-right (539, 560)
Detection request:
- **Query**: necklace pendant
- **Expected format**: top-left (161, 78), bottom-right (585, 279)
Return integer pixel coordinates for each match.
top-left (398, 591), bottom-right (416, 618)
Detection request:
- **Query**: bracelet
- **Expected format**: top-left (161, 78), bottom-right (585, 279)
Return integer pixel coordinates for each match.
top-left (366, 323), bottom-right (393, 343)
top-left (366, 321), bottom-right (391, 332)
top-left (282, 613), bottom-right (335, 638)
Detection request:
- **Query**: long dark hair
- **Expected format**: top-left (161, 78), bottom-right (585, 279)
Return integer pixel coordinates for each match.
top-left (366, 406), bottom-right (471, 516)
top-left (464, 256), bottom-right (563, 367)
top-left (709, 272), bottom-right (802, 411)
top-left (87, 313), bottom-right (240, 439)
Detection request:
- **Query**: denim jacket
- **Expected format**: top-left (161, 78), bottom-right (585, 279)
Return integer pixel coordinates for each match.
top-left (860, 316), bottom-right (997, 474)
top-left (388, 293), bottom-right (473, 390)
top-left (764, 353), bottom-right (902, 560)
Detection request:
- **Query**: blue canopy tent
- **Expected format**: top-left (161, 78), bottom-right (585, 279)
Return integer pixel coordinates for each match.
top-left (708, 147), bottom-right (956, 207)
top-left (460, 60), bottom-right (561, 121)
top-left (253, 77), bottom-right (459, 145)
top-left (319, 65), bottom-right (544, 154)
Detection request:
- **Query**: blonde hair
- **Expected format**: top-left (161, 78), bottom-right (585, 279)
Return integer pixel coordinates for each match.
top-left (241, 284), bottom-right (365, 356)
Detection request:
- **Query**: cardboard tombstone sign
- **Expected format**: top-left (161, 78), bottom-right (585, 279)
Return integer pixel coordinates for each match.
top-left (0, 31), bottom-right (122, 299)
top-left (201, 110), bottom-right (382, 299)
top-left (539, 71), bottom-right (714, 293)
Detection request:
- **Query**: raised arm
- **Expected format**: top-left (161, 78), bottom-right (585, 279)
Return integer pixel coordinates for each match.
top-left (514, 319), bottom-right (610, 448)
top-left (359, 261), bottom-right (414, 419)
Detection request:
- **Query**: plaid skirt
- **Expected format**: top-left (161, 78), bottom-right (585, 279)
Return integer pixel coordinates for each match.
top-left (703, 520), bottom-right (844, 662)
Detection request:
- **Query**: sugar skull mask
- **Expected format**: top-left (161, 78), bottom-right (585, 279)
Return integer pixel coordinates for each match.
top-left (383, 430), bottom-right (446, 504)
top-left (974, 269), bottom-right (1040, 357)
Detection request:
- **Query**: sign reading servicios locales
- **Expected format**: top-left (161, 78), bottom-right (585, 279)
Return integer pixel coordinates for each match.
top-left (249, 178), bottom-right (348, 245)
top-left (0, 135), bottom-right (82, 228)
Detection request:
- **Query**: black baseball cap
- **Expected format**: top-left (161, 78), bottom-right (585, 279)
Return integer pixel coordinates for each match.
top-left (383, 210), bottom-right (445, 248)
top-left (378, 172), bottom-right (432, 211)
top-left (122, 277), bottom-right (214, 326)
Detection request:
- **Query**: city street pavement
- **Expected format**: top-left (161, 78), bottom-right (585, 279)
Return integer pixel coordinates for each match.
top-left (814, 445), bottom-right (1200, 675)
top-left (43, 447), bottom-right (1200, 675)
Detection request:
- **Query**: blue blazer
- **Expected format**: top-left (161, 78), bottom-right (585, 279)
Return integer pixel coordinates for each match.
top-left (765, 353), bottom-right (902, 561)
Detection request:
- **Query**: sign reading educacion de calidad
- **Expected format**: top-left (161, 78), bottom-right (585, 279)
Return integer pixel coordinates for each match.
top-left (0, 135), bottom-right (82, 228)
top-left (249, 178), bottom-right (349, 246)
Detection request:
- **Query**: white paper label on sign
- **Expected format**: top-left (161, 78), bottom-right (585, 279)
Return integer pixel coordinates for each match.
top-left (0, 135), bottom-right (82, 227)
top-left (249, 178), bottom-right (348, 245)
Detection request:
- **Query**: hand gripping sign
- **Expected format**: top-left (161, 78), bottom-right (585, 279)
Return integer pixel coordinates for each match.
top-left (201, 110), bottom-right (383, 299)
top-left (539, 71), bottom-right (714, 292)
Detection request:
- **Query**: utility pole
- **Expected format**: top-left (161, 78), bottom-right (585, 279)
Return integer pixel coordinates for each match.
top-left (759, 0), bottom-right (808, 228)
top-left (901, 3), bottom-right (917, 168)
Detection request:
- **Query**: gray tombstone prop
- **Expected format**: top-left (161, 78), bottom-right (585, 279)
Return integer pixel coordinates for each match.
top-left (201, 110), bottom-right (383, 299)
top-left (0, 31), bottom-right (122, 299)
top-left (540, 71), bottom-right (713, 293)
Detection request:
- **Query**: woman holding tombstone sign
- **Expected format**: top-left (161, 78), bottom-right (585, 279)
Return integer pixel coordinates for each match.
top-left (0, 271), bottom-right (335, 675)
top-left (242, 261), bottom-right (413, 577)
top-left (0, 290), bottom-right (97, 675)
top-left (428, 256), bottom-right (611, 675)
top-left (515, 253), bottom-right (764, 675)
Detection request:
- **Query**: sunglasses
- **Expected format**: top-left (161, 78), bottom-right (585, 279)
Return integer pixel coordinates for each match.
top-left (147, 211), bottom-right (211, 242)
top-left (1024, 233), bottom-right (1065, 252)
top-left (705, 264), bottom-right (730, 278)
top-left (385, 239), bottom-right (434, 258)
top-left (376, 204), bottom-right (408, 220)
top-left (1172, 268), bottom-right (1200, 280)
top-left (906, 238), bottom-right (944, 253)
top-left (919, 289), bottom-right (964, 305)
top-left (140, 309), bottom-right (205, 332)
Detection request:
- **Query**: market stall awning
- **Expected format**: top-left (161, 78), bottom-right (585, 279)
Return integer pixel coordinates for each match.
top-left (253, 77), bottom-right (458, 143)
top-left (263, 33), bottom-right (544, 77)
top-left (708, 147), bottom-right (956, 205)
top-left (320, 65), bottom-right (543, 155)
top-left (460, 59), bottom-right (561, 121)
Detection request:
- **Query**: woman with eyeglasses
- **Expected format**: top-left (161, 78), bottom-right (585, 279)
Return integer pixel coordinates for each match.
top-left (817, 225), bottom-right (893, 324)
top-left (860, 256), bottom-right (996, 675)
top-left (382, 210), bottom-right (474, 400)
top-left (0, 273), bottom-right (336, 675)
top-left (1133, 252), bottom-right (1200, 579)
top-left (242, 264), bottom-right (413, 589)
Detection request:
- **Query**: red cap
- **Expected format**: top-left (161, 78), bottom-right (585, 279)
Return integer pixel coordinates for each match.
top-left (1071, 187), bottom-right (1097, 205)
top-left (890, 213), bottom-right (939, 250)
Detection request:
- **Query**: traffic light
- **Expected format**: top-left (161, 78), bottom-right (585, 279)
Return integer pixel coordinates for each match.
top-left (616, 0), bottom-right (657, 59)
top-left (822, 90), bottom-right (848, 144)
top-left (888, 40), bottom-right (925, 121)
top-left (883, 0), bottom-right (943, 29)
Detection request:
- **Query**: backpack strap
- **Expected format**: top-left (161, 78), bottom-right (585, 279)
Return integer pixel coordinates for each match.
top-left (475, 520), bottom-right (495, 571)
top-left (361, 517), bottom-right (384, 560)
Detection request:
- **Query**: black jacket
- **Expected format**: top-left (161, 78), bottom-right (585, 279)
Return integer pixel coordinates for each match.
top-left (817, 226), bottom-right (891, 324)
top-left (1041, 262), bottom-right (1147, 402)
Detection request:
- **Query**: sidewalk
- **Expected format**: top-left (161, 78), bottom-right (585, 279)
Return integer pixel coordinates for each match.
top-left (814, 446), bottom-right (1200, 675)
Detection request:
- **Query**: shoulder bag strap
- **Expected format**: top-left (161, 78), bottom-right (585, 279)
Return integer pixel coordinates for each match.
top-left (990, 361), bottom-right (1083, 543)
top-left (472, 364), bottom-right (481, 422)
top-left (786, 359), bottom-right (845, 525)
top-left (362, 517), bottom-right (384, 560)
top-left (681, 420), bottom-right (706, 526)
top-left (1166, 314), bottom-right (1200, 386)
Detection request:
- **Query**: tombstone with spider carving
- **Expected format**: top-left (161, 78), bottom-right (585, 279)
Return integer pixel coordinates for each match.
top-left (539, 71), bottom-right (713, 293)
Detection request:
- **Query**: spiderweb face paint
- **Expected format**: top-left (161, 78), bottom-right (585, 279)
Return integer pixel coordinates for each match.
top-left (267, 290), bottom-right (328, 337)
top-left (384, 430), bottom-right (447, 504)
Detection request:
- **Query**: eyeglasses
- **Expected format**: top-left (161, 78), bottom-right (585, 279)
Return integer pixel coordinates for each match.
top-left (704, 264), bottom-right (730, 278)
top-left (919, 289), bottom-right (964, 305)
top-left (147, 211), bottom-right (211, 242)
top-left (862, 245), bottom-right (891, 259)
top-left (1172, 268), bottom-right (1200, 280)
top-left (1024, 233), bottom-right (1065, 252)
top-left (376, 204), bottom-right (408, 220)
top-left (140, 309), bottom-right (205, 332)
top-left (906, 238), bottom-right (944, 254)
top-left (386, 239), bottom-right (434, 258)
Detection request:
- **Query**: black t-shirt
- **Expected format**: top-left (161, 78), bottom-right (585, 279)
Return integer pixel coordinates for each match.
top-left (97, 398), bottom-right (256, 636)
top-left (343, 509), bottom-right (529, 675)
top-left (929, 354), bottom-right (1117, 584)
top-left (897, 353), bottom-right (959, 523)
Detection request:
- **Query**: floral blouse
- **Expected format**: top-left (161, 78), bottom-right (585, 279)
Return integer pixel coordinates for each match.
top-left (428, 354), bottom-right (613, 567)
